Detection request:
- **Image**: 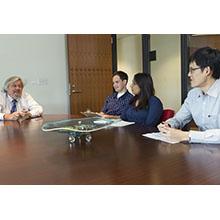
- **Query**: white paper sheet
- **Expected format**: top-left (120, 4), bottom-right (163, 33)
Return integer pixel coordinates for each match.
top-left (110, 120), bottom-right (135, 127)
top-left (142, 132), bottom-right (180, 144)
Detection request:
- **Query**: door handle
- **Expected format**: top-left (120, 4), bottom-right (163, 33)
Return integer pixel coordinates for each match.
top-left (72, 89), bottom-right (82, 93)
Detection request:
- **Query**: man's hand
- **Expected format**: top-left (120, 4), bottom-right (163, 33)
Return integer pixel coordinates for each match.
top-left (97, 112), bottom-right (120, 119)
top-left (157, 122), bottom-right (170, 133)
top-left (18, 111), bottom-right (32, 122)
top-left (4, 112), bottom-right (20, 120)
top-left (4, 111), bottom-right (32, 121)
top-left (158, 123), bottom-right (189, 142)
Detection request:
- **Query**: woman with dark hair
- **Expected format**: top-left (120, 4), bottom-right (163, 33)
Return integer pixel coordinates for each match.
top-left (121, 73), bottom-right (163, 127)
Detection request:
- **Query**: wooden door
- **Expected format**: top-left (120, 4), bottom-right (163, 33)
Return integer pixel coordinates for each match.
top-left (182, 34), bottom-right (220, 101)
top-left (67, 34), bottom-right (113, 114)
top-left (189, 35), bottom-right (220, 54)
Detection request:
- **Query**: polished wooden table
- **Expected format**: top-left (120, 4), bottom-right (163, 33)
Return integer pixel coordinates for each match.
top-left (1, 114), bottom-right (220, 184)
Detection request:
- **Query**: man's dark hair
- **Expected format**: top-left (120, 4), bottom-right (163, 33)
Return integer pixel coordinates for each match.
top-left (189, 46), bottom-right (220, 79)
top-left (113, 71), bottom-right (128, 82)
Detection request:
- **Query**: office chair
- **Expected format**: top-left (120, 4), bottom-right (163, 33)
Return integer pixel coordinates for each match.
top-left (160, 109), bottom-right (175, 122)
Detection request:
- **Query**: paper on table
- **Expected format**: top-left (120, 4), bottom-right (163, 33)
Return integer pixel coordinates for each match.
top-left (110, 120), bottom-right (135, 127)
top-left (142, 132), bottom-right (180, 144)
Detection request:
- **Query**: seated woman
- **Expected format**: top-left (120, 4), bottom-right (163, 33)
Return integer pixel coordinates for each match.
top-left (121, 73), bottom-right (163, 127)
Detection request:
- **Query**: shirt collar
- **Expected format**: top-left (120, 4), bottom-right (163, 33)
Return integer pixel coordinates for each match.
top-left (7, 94), bottom-right (19, 102)
top-left (206, 79), bottom-right (220, 98)
top-left (117, 90), bottom-right (126, 98)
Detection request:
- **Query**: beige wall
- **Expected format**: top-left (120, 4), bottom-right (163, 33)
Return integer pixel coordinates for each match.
top-left (151, 34), bottom-right (181, 112)
top-left (117, 34), bottom-right (181, 112)
top-left (0, 34), bottom-right (181, 114)
top-left (0, 34), bottom-right (69, 114)
top-left (117, 35), bottom-right (142, 92)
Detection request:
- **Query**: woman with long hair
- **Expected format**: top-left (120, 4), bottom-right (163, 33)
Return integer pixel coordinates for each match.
top-left (121, 73), bottom-right (163, 127)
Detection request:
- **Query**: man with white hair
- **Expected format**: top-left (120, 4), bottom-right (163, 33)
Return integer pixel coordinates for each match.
top-left (0, 76), bottom-right (43, 121)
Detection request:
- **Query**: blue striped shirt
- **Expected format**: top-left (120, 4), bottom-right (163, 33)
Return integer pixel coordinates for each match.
top-left (167, 79), bottom-right (220, 143)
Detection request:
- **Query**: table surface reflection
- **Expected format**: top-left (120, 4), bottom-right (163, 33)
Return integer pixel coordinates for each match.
top-left (1, 114), bottom-right (220, 184)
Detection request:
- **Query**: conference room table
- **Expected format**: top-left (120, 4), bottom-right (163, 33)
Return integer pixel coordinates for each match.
top-left (0, 114), bottom-right (220, 184)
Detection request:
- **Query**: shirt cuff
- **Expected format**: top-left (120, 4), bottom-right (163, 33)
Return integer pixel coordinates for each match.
top-left (0, 113), bottom-right (5, 120)
top-left (189, 130), bottom-right (205, 143)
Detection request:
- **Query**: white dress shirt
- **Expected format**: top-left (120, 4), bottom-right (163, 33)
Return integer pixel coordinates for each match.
top-left (0, 91), bottom-right (43, 120)
top-left (167, 79), bottom-right (220, 143)
top-left (117, 91), bottom-right (126, 99)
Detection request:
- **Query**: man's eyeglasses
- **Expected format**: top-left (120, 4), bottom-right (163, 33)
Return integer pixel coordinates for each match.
top-left (189, 67), bottom-right (201, 73)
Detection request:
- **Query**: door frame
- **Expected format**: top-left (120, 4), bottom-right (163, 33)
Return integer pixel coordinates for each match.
top-left (181, 34), bottom-right (189, 103)
top-left (111, 34), bottom-right (117, 73)
top-left (113, 34), bottom-right (151, 74)
top-left (142, 34), bottom-right (151, 74)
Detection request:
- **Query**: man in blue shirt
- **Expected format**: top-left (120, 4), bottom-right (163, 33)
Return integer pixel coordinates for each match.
top-left (99, 71), bottom-right (133, 119)
top-left (158, 47), bottom-right (220, 143)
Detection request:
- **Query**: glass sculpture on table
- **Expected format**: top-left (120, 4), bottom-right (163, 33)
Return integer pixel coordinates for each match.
top-left (42, 117), bottom-right (117, 143)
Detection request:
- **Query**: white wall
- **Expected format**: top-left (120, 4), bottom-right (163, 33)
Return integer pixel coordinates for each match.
top-left (0, 34), bottom-right (181, 114)
top-left (117, 35), bottom-right (142, 92)
top-left (117, 34), bottom-right (181, 112)
top-left (0, 34), bottom-right (69, 114)
top-left (151, 34), bottom-right (181, 112)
